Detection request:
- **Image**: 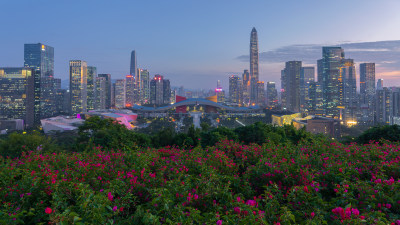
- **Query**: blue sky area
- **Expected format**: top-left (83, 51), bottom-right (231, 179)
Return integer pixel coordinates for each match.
top-left (1, 0), bottom-right (400, 90)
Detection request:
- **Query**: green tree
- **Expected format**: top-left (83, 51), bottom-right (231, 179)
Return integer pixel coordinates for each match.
top-left (77, 116), bottom-right (151, 150)
top-left (0, 131), bottom-right (56, 158)
top-left (357, 125), bottom-right (400, 144)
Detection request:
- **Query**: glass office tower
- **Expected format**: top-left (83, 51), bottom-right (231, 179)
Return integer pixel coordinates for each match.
top-left (24, 43), bottom-right (54, 122)
top-left (0, 67), bottom-right (35, 127)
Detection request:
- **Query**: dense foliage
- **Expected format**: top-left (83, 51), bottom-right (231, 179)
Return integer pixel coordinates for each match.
top-left (357, 125), bottom-right (400, 144)
top-left (1, 140), bottom-right (400, 223)
top-left (2, 118), bottom-right (400, 224)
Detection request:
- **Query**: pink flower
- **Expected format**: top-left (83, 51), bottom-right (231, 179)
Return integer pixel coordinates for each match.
top-left (386, 203), bottom-right (392, 209)
top-left (339, 168), bottom-right (343, 172)
top-left (311, 212), bottom-right (315, 218)
top-left (345, 207), bottom-right (351, 218)
top-left (113, 206), bottom-right (117, 211)
top-left (234, 207), bottom-right (241, 214)
top-left (108, 192), bottom-right (113, 201)
top-left (246, 200), bottom-right (257, 206)
top-left (45, 207), bottom-right (52, 214)
top-left (351, 208), bottom-right (359, 216)
top-left (216, 220), bottom-right (222, 225)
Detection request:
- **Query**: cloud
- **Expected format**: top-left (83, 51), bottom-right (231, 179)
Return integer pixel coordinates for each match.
top-left (237, 40), bottom-right (400, 71)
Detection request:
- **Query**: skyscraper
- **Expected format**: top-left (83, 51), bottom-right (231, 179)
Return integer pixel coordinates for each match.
top-left (115, 79), bottom-right (126, 109)
top-left (24, 43), bottom-right (54, 122)
top-left (242, 69), bottom-right (250, 105)
top-left (130, 50), bottom-right (137, 76)
top-left (98, 74), bottom-right (112, 108)
top-left (377, 79), bottom-right (384, 90)
top-left (266, 82), bottom-right (278, 108)
top-left (340, 59), bottom-right (357, 123)
top-left (376, 87), bottom-right (391, 124)
top-left (250, 27), bottom-right (259, 104)
top-left (318, 47), bottom-right (344, 118)
top-left (69, 60), bottom-right (87, 115)
top-left (86, 66), bottom-right (97, 111)
top-left (95, 77), bottom-right (106, 110)
top-left (360, 63), bottom-right (376, 101)
top-left (150, 75), bottom-right (170, 105)
top-left (215, 80), bottom-right (225, 103)
top-left (229, 75), bottom-right (242, 105)
top-left (39, 76), bottom-right (58, 118)
top-left (125, 75), bottom-right (135, 107)
top-left (282, 61), bottom-right (302, 112)
top-left (139, 69), bottom-right (150, 103)
top-left (163, 79), bottom-right (171, 105)
top-left (0, 67), bottom-right (35, 127)
top-left (300, 67), bottom-right (315, 113)
top-left (359, 63), bottom-right (375, 124)
top-left (256, 81), bottom-right (265, 106)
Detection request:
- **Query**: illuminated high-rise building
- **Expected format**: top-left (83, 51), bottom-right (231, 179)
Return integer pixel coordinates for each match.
top-left (215, 80), bottom-right (225, 103)
top-left (95, 77), bottom-right (106, 110)
top-left (130, 50), bottom-right (137, 76)
top-left (39, 77), bottom-right (58, 118)
top-left (359, 63), bottom-right (375, 124)
top-left (0, 67), bottom-right (35, 127)
top-left (86, 66), bottom-right (97, 111)
top-left (256, 81), bottom-right (265, 106)
top-left (138, 69), bottom-right (150, 103)
top-left (125, 75), bottom-right (135, 107)
top-left (69, 60), bottom-right (87, 115)
top-left (300, 67), bottom-right (315, 113)
top-left (280, 69), bottom-right (286, 109)
top-left (340, 59), bottom-right (357, 123)
top-left (282, 61), bottom-right (302, 112)
top-left (242, 69), bottom-right (250, 105)
top-left (376, 87), bottom-right (391, 124)
top-left (98, 74), bottom-right (112, 108)
top-left (266, 82), bottom-right (278, 108)
top-left (24, 43), bottom-right (54, 122)
top-left (115, 79), bottom-right (126, 109)
top-left (318, 47), bottom-right (344, 118)
top-left (249, 27), bottom-right (259, 104)
top-left (150, 75), bottom-right (170, 105)
top-left (360, 63), bottom-right (375, 101)
top-left (229, 75), bottom-right (241, 105)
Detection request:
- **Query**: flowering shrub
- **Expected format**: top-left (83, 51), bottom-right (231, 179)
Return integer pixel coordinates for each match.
top-left (1, 140), bottom-right (400, 224)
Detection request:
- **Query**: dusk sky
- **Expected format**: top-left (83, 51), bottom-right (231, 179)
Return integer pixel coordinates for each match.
top-left (1, 0), bottom-right (400, 90)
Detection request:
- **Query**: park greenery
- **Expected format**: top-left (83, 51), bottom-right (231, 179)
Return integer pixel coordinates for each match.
top-left (1, 117), bottom-right (400, 224)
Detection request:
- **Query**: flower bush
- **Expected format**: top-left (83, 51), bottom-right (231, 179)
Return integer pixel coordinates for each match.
top-left (1, 139), bottom-right (400, 224)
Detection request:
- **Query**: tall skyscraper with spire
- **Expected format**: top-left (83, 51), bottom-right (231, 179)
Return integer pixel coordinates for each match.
top-left (130, 50), bottom-right (137, 76)
top-left (250, 27), bottom-right (259, 104)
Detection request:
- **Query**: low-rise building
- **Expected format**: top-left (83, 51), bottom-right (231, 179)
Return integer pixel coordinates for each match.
top-left (81, 109), bottom-right (138, 129)
top-left (41, 116), bottom-right (84, 134)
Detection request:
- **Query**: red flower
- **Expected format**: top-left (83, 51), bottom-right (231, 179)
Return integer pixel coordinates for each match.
top-left (45, 207), bottom-right (52, 214)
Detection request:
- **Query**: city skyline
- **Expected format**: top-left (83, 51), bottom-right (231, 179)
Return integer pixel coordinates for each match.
top-left (1, 1), bottom-right (400, 89)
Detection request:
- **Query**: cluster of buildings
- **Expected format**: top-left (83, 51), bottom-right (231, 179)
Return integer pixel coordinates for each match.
top-left (224, 31), bottom-right (397, 128)
top-left (277, 47), bottom-right (397, 127)
top-left (69, 52), bottom-right (172, 116)
top-left (1, 27), bottom-right (398, 134)
top-left (0, 44), bottom-right (172, 131)
top-left (225, 28), bottom-right (268, 107)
